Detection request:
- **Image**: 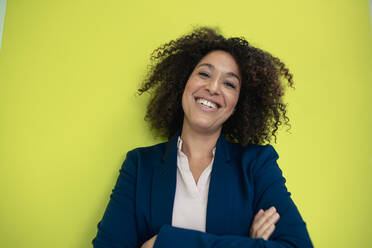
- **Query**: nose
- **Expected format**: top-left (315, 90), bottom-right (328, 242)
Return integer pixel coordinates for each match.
top-left (205, 77), bottom-right (221, 95)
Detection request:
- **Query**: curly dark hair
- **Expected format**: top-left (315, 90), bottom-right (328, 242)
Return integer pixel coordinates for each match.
top-left (138, 26), bottom-right (294, 145)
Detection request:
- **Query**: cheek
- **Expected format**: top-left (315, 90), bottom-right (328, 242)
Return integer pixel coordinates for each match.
top-left (182, 79), bottom-right (199, 103)
top-left (183, 79), bottom-right (194, 96)
top-left (181, 86), bottom-right (192, 113)
top-left (226, 92), bottom-right (240, 109)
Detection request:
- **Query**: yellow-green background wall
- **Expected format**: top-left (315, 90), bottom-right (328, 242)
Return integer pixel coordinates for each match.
top-left (1, 0), bottom-right (371, 247)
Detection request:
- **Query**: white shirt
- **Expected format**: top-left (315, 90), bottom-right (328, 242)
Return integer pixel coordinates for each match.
top-left (171, 136), bottom-right (216, 232)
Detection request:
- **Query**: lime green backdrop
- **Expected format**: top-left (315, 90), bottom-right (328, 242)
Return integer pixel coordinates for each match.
top-left (1, 0), bottom-right (371, 247)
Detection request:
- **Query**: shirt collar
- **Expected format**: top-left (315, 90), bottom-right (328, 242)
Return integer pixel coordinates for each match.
top-left (177, 136), bottom-right (216, 157)
top-left (163, 129), bottom-right (232, 164)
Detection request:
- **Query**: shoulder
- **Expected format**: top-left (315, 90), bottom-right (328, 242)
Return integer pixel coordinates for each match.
top-left (242, 143), bottom-right (278, 162)
top-left (226, 140), bottom-right (279, 174)
top-left (226, 140), bottom-right (278, 162)
top-left (123, 140), bottom-right (169, 166)
top-left (128, 141), bottom-right (167, 155)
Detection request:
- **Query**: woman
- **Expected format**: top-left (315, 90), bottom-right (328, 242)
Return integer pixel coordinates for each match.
top-left (92, 27), bottom-right (313, 248)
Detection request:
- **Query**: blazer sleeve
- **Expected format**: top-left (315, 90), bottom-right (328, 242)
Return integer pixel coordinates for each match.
top-left (92, 150), bottom-right (139, 248)
top-left (153, 145), bottom-right (313, 248)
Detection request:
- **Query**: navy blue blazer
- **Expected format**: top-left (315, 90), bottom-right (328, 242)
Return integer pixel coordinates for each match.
top-left (92, 132), bottom-right (313, 248)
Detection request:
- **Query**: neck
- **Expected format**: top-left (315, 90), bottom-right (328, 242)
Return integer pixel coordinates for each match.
top-left (180, 121), bottom-right (221, 160)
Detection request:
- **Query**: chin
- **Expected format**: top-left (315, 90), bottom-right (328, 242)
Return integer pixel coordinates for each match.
top-left (190, 119), bottom-right (220, 133)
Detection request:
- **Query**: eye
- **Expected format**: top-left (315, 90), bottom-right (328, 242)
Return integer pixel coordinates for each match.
top-left (198, 72), bottom-right (210, 78)
top-left (224, 81), bottom-right (236, 89)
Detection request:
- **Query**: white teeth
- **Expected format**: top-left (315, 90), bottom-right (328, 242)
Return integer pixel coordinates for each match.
top-left (196, 98), bottom-right (217, 109)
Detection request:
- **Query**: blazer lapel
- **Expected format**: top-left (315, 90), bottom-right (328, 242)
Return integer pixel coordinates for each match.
top-left (150, 132), bottom-right (179, 233)
top-left (150, 131), bottom-right (235, 235)
top-left (206, 134), bottom-right (235, 235)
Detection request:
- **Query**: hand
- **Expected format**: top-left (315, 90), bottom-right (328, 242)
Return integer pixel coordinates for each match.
top-left (141, 234), bottom-right (158, 248)
top-left (249, 206), bottom-right (280, 240)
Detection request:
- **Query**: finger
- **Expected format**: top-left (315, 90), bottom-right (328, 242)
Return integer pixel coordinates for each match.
top-left (256, 213), bottom-right (280, 237)
top-left (250, 209), bottom-right (264, 237)
top-left (265, 212), bottom-right (280, 226)
top-left (250, 209), bottom-right (264, 236)
top-left (253, 209), bottom-right (264, 222)
top-left (252, 207), bottom-right (277, 232)
top-left (261, 224), bottom-right (275, 240)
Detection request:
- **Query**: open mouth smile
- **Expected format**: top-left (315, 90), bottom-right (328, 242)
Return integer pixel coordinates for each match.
top-left (194, 97), bottom-right (221, 112)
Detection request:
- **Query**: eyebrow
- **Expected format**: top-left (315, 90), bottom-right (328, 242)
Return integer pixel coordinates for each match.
top-left (197, 63), bottom-right (241, 83)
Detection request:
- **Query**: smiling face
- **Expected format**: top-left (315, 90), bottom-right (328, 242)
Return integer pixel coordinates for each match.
top-left (181, 50), bottom-right (241, 135)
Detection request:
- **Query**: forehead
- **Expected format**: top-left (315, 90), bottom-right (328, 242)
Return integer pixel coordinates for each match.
top-left (197, 50), bottom-right (240, 75)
